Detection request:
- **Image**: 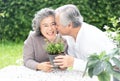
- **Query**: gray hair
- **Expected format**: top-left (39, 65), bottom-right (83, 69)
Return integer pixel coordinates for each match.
top-left (55, 4), bottom-right (83, 27)
top-left (32, 8), bottom-right (55, 35)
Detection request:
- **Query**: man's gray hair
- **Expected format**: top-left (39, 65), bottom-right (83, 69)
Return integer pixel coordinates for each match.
top-left (55, 4), bottom-right (83, 27)
top-left (32, 8), bottom-right (55, 35)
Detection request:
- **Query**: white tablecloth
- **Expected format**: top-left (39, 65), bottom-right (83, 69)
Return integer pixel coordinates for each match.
top-left (0, 65), bottom-right (98, 81)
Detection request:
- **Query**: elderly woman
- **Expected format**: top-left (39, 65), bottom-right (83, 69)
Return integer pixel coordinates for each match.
top-left (23, 8), bottom-right (66, 72)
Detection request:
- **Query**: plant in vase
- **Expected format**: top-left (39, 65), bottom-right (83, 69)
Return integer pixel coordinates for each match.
top-left (45, 36), bottom-right (65, 68)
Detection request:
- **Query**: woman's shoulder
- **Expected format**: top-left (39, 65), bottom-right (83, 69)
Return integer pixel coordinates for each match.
top-left (28, 31), bottom-right (43, 38)
top-left (25, 31), bottom-right (43, 41)
top-left (29, 31), bottom-right (37, 37)
top-left (24, 31), bottom-right (44, 44)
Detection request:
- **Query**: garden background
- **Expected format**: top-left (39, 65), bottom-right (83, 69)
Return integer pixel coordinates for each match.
top-left (0, 0), bottom-right (120, 69)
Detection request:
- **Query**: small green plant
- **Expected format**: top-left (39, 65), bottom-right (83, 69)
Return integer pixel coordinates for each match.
top-left (45, 35), bottom-right (65, 55)
top-left (46, 42), bottom-right (64, 55)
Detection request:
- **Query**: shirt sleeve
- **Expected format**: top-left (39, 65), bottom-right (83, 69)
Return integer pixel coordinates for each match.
top-left (73, 58), bottom-right (87, 72)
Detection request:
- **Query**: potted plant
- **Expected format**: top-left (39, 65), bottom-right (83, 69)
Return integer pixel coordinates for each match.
top-left (45, 36), bottom-right (65, 68)
top-left (83, 48), bottom-right (120, 81)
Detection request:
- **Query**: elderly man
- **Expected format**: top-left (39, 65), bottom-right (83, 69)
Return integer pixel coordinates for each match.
top-left (54, 4), bottom-right (115, 73)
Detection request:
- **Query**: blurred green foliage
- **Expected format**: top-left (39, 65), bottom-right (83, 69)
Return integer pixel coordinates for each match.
top-left (0, 0), bottom-right (120, 42)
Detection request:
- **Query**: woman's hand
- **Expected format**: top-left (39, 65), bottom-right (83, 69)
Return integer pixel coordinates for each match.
top-left (37, 62), bottom-right (53, 72)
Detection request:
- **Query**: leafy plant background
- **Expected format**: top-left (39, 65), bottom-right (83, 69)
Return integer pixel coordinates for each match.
top-left (0, 0), bottom-right (120, 42)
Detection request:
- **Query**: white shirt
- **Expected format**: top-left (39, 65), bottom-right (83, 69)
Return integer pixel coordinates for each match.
top-left (63, 22), bottom-right (115, 72)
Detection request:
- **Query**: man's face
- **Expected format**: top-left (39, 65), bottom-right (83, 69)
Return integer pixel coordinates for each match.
top-left (55, 15), bottom-right (68, 35)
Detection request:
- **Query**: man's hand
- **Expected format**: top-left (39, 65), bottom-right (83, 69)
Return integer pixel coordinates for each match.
top-left (37, 62), bottom-right (53, 72)
top-left (53, 55), bottom-right (74, 68)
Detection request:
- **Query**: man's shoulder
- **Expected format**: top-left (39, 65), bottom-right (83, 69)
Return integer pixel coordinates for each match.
top-left (82, 22), bottom-right (97, 29)
top-left (81, 22), bottom-right (103, 34)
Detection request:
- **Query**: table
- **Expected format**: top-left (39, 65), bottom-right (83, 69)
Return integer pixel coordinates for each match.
top-left (0, 65), bottom-right (98, 81)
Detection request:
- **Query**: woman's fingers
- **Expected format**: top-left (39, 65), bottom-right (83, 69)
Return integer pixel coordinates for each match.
top-left (38, 62), bottom-right (53, 72)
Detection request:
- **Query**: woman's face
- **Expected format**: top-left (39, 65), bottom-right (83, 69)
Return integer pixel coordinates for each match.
top-left (40, 16), bottom-right (57, 41)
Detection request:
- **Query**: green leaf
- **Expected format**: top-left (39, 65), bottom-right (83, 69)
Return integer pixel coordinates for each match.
top-left (105, 61), bottom-right (120, 80)
top-left (99, 51), bottom-right (106, 59)
top-left (83, 62), bottom-right (94, 77)
top-left (93, 61), bottom-right (107, 75)
top-left (112, 70), bottom-right (120, 80)
top-left (88, 53), bottom-right (99, 59)
top-left (105, 61), bottom-right (113, 73)
top-left (98, 71), bottom-right (110, 81)
top-left (88, 53), bottom-right (99, 62)
top-left (88, 68), bottom-right (94, 78)
top-left (88, 60), bottom-right (99, 67)
top-left (109, 48), bottom-right (120, 57)
top-left (112, 57), bottom-right (120, 69)
top-left (87, 54), bottom-right (99, 68)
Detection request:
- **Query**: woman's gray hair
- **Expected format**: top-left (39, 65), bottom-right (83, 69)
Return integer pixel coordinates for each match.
top-left (55, 4), bottom-right (83, 27)
top-left (32, 8), bottom-right (55, 35)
